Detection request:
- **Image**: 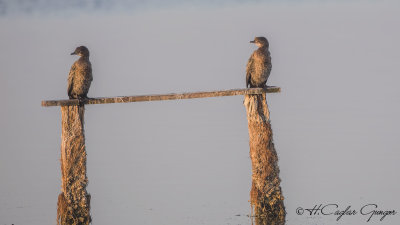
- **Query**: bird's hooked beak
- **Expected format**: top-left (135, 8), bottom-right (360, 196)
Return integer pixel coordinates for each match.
top-left (250, 40), bottom-right (255, 43)
top-left (70, 51), bottom-right (76, 55)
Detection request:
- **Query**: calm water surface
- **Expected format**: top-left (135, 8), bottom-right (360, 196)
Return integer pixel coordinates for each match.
top-left (0, 1), bottom-right (399, 225)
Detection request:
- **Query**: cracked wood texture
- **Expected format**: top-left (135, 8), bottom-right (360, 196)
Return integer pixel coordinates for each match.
top-left (244, 93), bottom-right (285, 224)
top-left (42, 87), bottom-right (280, 107)
top-left (57, 105), bottom-right (91, 225)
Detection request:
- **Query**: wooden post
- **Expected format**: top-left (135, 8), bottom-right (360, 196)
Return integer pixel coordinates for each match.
top-left (244, 93), bottom-right (285, 223)
top-left (42, 87), bottom-right (281, 224)
top-left (57, 105), bottom-right (91, 225)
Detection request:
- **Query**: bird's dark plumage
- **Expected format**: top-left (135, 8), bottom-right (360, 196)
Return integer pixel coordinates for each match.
top-left (246, 37), bottom-right (272, 88)
top-left (68, 46), bottom-right (93, 100)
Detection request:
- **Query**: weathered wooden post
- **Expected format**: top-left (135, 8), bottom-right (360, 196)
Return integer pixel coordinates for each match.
top-left (57, 105), bottom-right (91, 225)
top-left (244, 93), bottom-right (285, 224)
top-left (42, 87), bottom-right (281, 225)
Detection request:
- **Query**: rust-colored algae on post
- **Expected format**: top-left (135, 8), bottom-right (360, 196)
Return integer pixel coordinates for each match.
top-left (57, 105), bottom-right (91, 225)
top-left (244, 93), bottom-right (285, 224)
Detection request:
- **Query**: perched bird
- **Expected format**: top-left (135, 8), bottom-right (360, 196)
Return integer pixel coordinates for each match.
top-left (68, 46), bottom-right (93, 101)
top-left (246, 37), bottom-right (272, 88)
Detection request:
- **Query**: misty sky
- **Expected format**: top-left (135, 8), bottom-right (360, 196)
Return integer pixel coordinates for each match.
top-left (0, 1), bottom-right (400, 225)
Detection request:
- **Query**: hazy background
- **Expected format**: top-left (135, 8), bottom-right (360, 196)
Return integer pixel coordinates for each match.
top-left (0, 0), bottom-right (399, 224)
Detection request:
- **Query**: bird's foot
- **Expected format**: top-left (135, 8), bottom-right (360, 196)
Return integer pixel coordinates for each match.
top-left (77, 96), bottom-right (87, 106)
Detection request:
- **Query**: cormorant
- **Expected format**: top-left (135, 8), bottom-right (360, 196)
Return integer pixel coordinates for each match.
top-left (246, 37), bottom-right (272, 88)
top-left (68, 46), bottom-right (93, 101)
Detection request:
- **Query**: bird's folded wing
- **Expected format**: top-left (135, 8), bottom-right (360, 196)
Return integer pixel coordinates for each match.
top-left (67, 63), bottom-right (76, 96)
top-left (246, 56), bottom-right (254, 87)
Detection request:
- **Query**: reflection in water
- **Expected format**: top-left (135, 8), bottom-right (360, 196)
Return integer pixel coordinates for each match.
top-left (0, 0), bottom-right (263, 16)
top-left (0, 0), bottom-right (110, 15)
top-left (0, 2), bottom-right (4, 15)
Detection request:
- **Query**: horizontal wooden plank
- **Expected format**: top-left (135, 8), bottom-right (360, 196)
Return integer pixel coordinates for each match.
top-left (41, 87), bottom-right (281, 107)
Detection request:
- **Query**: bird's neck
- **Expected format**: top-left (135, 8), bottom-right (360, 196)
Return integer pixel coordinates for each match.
top-left (80, 55), bottom-right (89, 60)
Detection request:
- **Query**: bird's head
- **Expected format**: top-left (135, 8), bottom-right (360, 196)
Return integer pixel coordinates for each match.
top-left (250, 37), bottom-right (269, 48)
top-left (71, 46), bottom-right (90, 57)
